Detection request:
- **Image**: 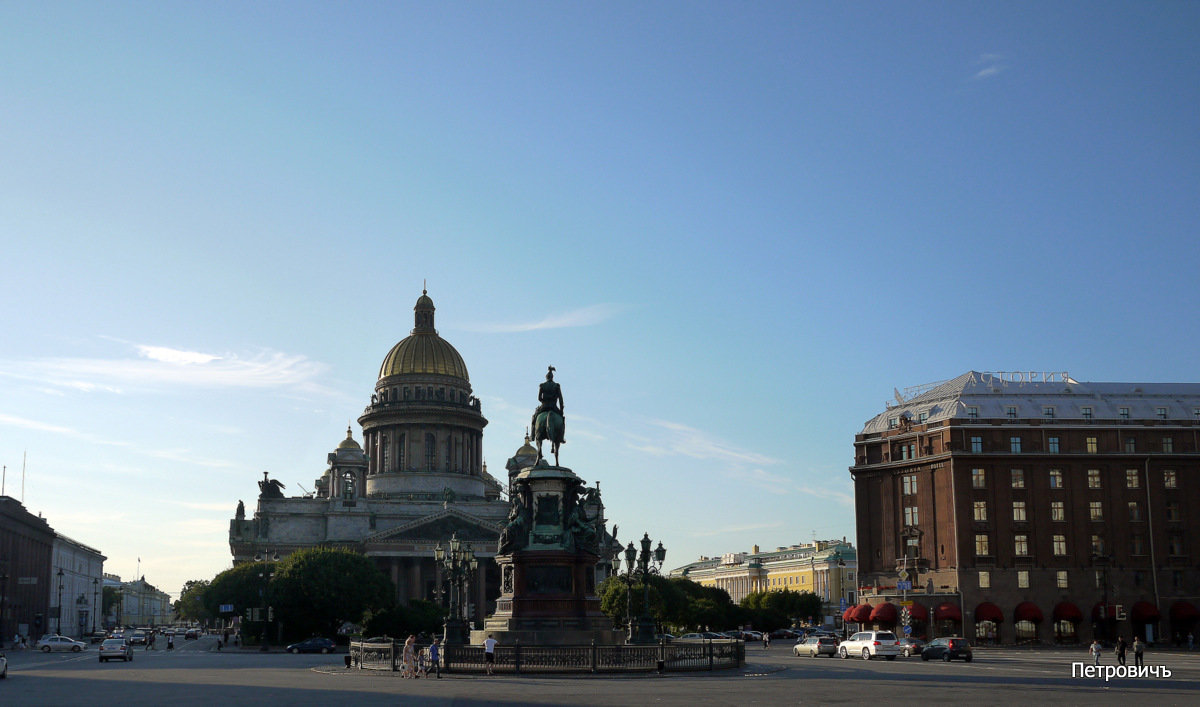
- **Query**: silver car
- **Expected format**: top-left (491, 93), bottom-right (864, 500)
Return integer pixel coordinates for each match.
top-left (794, 636), bottom-right (839, 657)
top-left (36, 635), bottom-right (86, 653)
top-left (99, 638), bottom-right (133, 663)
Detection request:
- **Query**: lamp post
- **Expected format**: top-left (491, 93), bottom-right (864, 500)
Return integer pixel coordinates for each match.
top-left (254, 550), bottom-right (279, 651)
top-left (1, 567), bottom-right (9, 646)
top-left (56, 568), bottom-right (65, 636)
top-left (434, 533), bottom-right (477, 645)
top-left (92, 579), bottom-right (100, 634)
top-left (835, 553), bottom-right (847, 638)
top-left (621, 533), bottom-right (666, 644)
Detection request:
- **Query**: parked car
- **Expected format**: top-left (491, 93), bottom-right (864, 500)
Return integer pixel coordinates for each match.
top-left (36, 635), bottom-right (86, 653)
top-left (794, 636), bottom-right (839, 657)
top-left (839, 631), bottom-right (900, 660)
top-left (770, 628), bottom-right (799, 640)
top-left (921, 637), bottom-right (973, 662)
top-left (99, 638), bottom-right (133, 663)
top-left (897, 637), bottom-right (925, 657)
top-left (654, 634), bottom-right (676, 643)
top-left (286, 637), bottom-right (336, 654)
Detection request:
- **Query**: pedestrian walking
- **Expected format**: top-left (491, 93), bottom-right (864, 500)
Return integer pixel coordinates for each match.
top-left (1189, 632), bottom-right (1195, 651)
top-left (167, 633), bottom-right (174, 650)
top-left (1133, 637), bottom-right (1145, 667)
top-left (402, 635), bottom-right (416, 678)
top-left (484, 633), bottom-right (498, 675)
top-left (146, 633), bottom-right (154, 651)
top-left (1090, 639), bottom-right (1102, 666)
top-left (1116, 636), bottom-right (1127, 666)
top-left (429, 637), bottom-right (441, 679)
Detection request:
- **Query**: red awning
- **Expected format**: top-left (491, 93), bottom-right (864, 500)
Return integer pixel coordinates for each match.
top-left (934, 602), bottom-right (962, 622)
top-left (842, 607), bottom-right (857, 623)
top-left (870, 602), bottom-right (897, 624)
top-left (1170, 601), bottom-right (1200, 622)
top-left (1053, 602), bottom-right (1083, 623)
top-left (1130, 601), bottom-right (1160, 622)
top-left (908, 603), bottom-right (929, 622)
top-left (975, 602), bottom-right (1004, 623)
top-left (1014, 602), bottom-right (1044, 623)
top-left (1092, 603), bottom-right (1119, 621)
top-left (850, 604), bottom-right (873, 623)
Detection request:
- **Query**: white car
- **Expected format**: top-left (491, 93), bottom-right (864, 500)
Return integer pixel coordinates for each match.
top-left (839, 630), bottom-right (900, 660)
top-left (37, 635), bottom-right (86, 653)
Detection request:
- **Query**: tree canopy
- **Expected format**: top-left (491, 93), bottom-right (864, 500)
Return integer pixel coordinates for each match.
top-left (268, 547), bottom-right (394, 640)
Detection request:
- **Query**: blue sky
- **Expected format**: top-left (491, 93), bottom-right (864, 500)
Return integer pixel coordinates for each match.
top-left (1, 2), bottom-right (1197, 599)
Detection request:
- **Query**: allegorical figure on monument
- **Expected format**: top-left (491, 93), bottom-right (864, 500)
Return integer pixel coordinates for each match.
top-left (235, 500), bottom-right (245, 520)
top-left (531, 365), bottom-right (565, 465)
top-left (258, 471), bottom-right (286, 499)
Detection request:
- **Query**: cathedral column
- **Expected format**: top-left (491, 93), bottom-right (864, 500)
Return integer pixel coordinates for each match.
top-left (409, 559), bottom-right (422, 602)
top-left (391, 558), bottom-right (402, 602)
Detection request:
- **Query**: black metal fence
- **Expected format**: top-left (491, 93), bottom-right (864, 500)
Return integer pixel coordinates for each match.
top-left (347, 638), bottom-right (744, 674)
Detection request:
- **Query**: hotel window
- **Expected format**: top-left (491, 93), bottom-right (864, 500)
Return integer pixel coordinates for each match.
top-left (1014, 535), bottom-right (1029, 556)
top-left (1157, 407), bottom-right (1168, 419)
top-left (1095, 571), bottom-right (1104, 589)
top-left (1166, 502), bottom-right (1180, 522)
top-left (973, 501), bottom-right (988, 522)
top-left (1164, 470), bottom-right (1177, 488)
top-left (1053, 534), bottom-right (1066, 555)
top-left (1169, 534), bottom-right (1184, 556)
top-left (1132, 533), bottom-right (1146, 555)
top-left (1091, 535), bottom-right (1105, 555)
top-left (1128, 501), bottom-right (1142, 522)
top-left (1010, 437), bottom-right (1022, 453)
top-left (919, 411), bottom-right (928, 423)
top-left (972, 468), bottom-right (986, 488)
top-left (1051, 501), bottom-right (1065, 522)
top-left (1011, 469), bottom-right (1025, 488)
top-left (1126, 469), bottom-right (1139, 488)
top-left (1049, 469), bottom-right (1063, 489)
top-left (1013, 501), bottom-right (1027, 522)
top-left (970, 436), bottom-right (983, 453)
top-left (1089, 501), bottom-right (1103, 521)
top-left (1048, 437), bottom-right (1060, 453)
top-left (906, 536), bottom-right (920, 557)
top-left (1162, 437), bottom-right (1174, 453)
top-left (1057, 571), bottom-right (1069, 588)
top-left (1119, 407), bottom-right (1130, 420)
top-left (968, 406), bottom-right (979, 420)
top-left (888, 417), bottom-right (899, 429)
top-left (1043, 406), bottom-right (1055, 419)
top-left (1124, 437), bottom-right (1136, 453)
top-left (904, 506), bottom-right (919, 526)
top-left (902, 474), bottom-right (917, 495)
top-left (1086, 437), bottom-right (1098, 453)
top-left (1081, 406), bottom-right (1093, 420)
top-left (1006, 406), bottom-right (1018, 419)
top-left (1017, 570), bottom-right (1029, 588)
top-left (1087, 469), bottom-right (1101, 488)
top-left (975, 535), bottom-right (990, 556)
top-left (978, 570), bottom-right (990, 588)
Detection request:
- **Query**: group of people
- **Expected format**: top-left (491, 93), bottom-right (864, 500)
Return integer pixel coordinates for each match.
top-left (400, 635), bottom-right (441, 679)
top-left (9, 634), bottom-right (29, 650)
top-left (1089, 636), bottom-right (1145, 667)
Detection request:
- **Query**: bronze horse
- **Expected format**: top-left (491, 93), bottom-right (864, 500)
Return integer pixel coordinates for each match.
top-left (533, 409), bottom-right (564, 466)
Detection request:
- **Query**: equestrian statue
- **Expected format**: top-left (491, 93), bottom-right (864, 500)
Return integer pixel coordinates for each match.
top-left (531, 365), bottom-right (565, 465)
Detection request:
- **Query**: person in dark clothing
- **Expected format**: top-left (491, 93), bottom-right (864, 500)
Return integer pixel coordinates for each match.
top-left (1116, 636), bottom-right (1127, 666)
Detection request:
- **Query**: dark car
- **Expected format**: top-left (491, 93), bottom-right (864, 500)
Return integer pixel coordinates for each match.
top-left (286, 637), bottom-right (336, 654)
top-left (921, 637), bottom-right (973, 662)
top-left (898, 637), bottom-right (925, 657)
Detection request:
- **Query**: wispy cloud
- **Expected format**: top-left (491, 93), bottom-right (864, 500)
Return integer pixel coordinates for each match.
top-left (0, 343), bottom-right (330, 394)
top-left (628, 418), bottom-right (781, 466)
top-left (972, 53), bottom-right (1006, 80)
top-left (466, 304), bottom-right (623, 333)
top-left (0, 413), bottom-right (235, 469)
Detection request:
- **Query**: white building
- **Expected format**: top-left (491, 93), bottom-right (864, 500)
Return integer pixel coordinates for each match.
top-left (51, 534), bottom-right (105, 638)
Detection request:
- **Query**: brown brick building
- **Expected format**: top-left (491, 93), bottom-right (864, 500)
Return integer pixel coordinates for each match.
top-left (849, 372), bottom-right (1200, 646)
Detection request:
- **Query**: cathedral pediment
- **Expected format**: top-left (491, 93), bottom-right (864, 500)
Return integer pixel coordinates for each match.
top-left (366, 508), bottom-right (501, 545)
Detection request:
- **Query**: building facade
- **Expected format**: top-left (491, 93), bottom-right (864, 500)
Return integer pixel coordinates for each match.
top-left (229, 291), bottom-right (618, 628)
top-left (111, 575), bottom-right (172, 628)
top-left (850, 371), bottom-right (1200, 645)
top-left (670, 540), bottom-right (857, 626)
top-left (0, 496), bottom-right (55, 642)
top-left (51, 534), bottom-right (105, 638)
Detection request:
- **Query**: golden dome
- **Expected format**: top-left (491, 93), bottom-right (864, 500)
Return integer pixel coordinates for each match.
top-left (337, 427), bottom-right (361, 450)
top-left (378, 290), bottom-right (470, 381)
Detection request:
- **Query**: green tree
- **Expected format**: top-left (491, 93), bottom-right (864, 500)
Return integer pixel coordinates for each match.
top-left (102, 586), bottom-right (121, 626)
top-left (269, 547), bottom-right (394, 641)
top-left (363, 599), bottom-right (446, 638)
top-left (174, 579), bottom-right (213, 624)
top-left (204, 562), bottom-right (266, 622)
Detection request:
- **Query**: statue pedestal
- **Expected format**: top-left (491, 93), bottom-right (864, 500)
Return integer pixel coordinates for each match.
top-left (470, 464), bottom-right (623, 646)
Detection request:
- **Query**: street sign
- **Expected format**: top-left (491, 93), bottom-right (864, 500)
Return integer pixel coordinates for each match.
top-left (219, 604), bottom-right (234, 613)
top-left (840, 598), bottom-right (847, 611)
top-left (904, 625), bottom-right (912, 635)
top-left (900, 600), bottom-right (913, 607)
top-left (898, 570), bottom-right (909, 581)
top-left (897, 581), bottom-right (912, 591)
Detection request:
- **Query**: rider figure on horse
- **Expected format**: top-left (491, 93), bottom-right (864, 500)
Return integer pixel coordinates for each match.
top-left (531, 366), bottom-right (565, 463)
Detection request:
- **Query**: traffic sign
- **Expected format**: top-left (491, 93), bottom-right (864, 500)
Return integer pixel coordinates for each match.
top-left (900, 600), bottom-right (913, 607)
top-left (840, 598), bottom-right (847, 611)
top-left (897, 581), bottom-right (912, 591)
top-left (904, 625), bottom-right (912, 635)
top-left (898, 570), bottom-right (909, 580)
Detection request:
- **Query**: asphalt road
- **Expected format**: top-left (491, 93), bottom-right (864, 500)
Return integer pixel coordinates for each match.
top-left (4, 637), bottom-right (1200, 706)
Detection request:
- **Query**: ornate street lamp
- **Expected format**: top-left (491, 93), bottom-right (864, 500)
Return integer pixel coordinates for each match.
top-left (56, 568), bottom-right (65, 636)
top-left (621, 533), bottom-right (666, 644)
top-left (434, 533), bottom-right (477, 645)
top-left (255, 550), bottom-right (279, 651)
top-left (92, 578), bottom-right (100, 634)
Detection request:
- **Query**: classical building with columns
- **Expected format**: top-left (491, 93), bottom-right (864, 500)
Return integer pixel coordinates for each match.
top-left (229, 291), bottom-right (512, 627)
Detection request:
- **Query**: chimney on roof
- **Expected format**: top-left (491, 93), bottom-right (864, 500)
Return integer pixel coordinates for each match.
top-left (752, 544), bottom-right (759, 554)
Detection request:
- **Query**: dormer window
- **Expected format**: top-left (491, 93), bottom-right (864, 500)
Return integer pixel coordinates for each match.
top-left (1081, 406), bottom-right (1093, 420)
top-left (967, 406), bottom-right (979, 420)
top-left (1043, 406), bottom-right (1055, 418)
top-left (1006, 406), bottom-right (1018, 419)
top-left (1156, 407), bottom-right (1168, 419)
top-left (888, 417), bottom-right (899, 430)
top-left (1119, 407), bottom-right (1130, 420)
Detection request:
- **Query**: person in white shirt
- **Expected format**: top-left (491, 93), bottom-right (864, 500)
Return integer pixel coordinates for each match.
top-left (483, 634), bottom-right (498, 675)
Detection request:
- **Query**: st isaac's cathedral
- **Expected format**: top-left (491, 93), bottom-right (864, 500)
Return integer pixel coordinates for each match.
top-left (228, 290), bottom-right (610, 625)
